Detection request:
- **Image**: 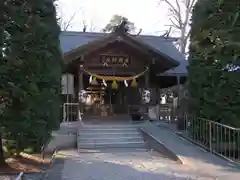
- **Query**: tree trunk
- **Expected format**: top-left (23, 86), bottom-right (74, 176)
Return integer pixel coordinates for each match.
top-left (0, 136), bottom-right (5, 165)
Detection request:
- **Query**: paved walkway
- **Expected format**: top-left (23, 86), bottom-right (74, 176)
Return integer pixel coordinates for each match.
top-left (44, 122), bottom-right (240, 180)
top-left (54, 150), bottom-right (218, 180)
top-left (141, 124), bottom-right (240, 180)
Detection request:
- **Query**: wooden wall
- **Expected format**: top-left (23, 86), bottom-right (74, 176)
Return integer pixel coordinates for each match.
top-left (83, 41), bottom-right (149, 75)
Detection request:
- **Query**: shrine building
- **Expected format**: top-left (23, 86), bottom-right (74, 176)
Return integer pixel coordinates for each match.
top-left (60, 28), bottom-right (188, 122)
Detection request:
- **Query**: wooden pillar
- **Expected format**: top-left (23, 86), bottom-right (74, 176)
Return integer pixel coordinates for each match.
top-left (78, 64), bottom-right (84, 121)
top-left (177, 75), bottom-right (180, 103)
top-left (177, 75), bottom-right (180, 86)
top-left (144, 69), bottom-right (149, 88)
top-left (79, 65), bottom-right (84, 90)
top-left (144, 67), bottom-right (150, 120)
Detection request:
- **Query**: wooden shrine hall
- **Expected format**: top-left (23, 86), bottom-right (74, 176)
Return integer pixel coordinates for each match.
top-left (60, 26), bottom-right (188, 122)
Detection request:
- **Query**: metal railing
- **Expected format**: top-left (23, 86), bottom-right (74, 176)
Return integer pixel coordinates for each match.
top-left (62, 103), bottom-right (82, 122)
top-left (15, 172), bottom-right (24, 180)
top-left (183, 113), bottom-right (240, 163)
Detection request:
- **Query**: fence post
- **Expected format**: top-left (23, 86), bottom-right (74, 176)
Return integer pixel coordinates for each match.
top-left (209, 121), bottom-right (212, 152)
top-left (41, 144), bottom-right (45, 160)
top-left (63, 103), bottom-right (66, 122)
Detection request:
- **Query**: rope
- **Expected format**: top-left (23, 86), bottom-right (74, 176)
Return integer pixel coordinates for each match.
top-left (82, 67), bottom-right (148, 81)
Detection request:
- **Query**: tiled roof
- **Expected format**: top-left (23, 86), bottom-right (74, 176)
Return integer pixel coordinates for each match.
top-left (60, 31), bottom-right (188, 76)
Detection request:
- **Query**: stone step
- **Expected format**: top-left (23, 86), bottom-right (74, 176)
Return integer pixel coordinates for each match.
top-left (79, 131), bottom-right (141, 138)
top-left (77, 124), bottom-right (147, 150)
top-left (78, 148), bottom-right (150, 153)
top-left (78, 141), bottom-right (147, 149)
top-left (79, 128), bottom-right (138, 133)
top-left (78, 137), bottom-right (144, 143)
top-left (82, 124), bottom-right (144, 128)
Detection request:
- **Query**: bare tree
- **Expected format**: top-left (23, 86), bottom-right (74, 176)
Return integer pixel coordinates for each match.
top-left (56, 2), bottom-right (97, 32)
top-left (58, 11), bottom-right (78, 31)
top-left (159, 0), bottom-right (197, 55)
top-left (55, 1), bottom-right (82, 31)
top-left (88, 21), bottom-right (97, 32)
top-left (82, 19), bottom-right (97, 32)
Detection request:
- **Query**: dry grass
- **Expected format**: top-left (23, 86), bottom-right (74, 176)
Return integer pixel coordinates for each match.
top-left (0, 152), bottom-right (52, 173)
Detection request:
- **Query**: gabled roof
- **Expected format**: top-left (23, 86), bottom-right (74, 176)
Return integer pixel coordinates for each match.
top-left (59, 31), bottom-right (188, 75)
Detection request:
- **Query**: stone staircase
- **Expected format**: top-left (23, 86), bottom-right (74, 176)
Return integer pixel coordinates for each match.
top-left (77, 124), bottom-right (148, 150)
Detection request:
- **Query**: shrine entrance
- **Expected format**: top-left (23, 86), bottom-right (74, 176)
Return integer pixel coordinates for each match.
top-left (82, 81), bottom-right (128, 118)
top-left (80, 69), bottom-right (146, 121)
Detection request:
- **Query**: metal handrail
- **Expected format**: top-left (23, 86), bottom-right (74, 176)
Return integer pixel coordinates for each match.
top-left (184, 113), bottom-right (240, 163)
top-left (63, 103), bottom-right (83, 122)
top-left (198, 116), bottom-right (240, 130)
top-left (16, 172), bottom-right (24, 180)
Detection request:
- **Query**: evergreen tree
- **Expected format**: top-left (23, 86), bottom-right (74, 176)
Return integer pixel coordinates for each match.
top-left (3, 0), bottom-right (63, 153)
top-left (188, 0), bottom-right (240, 127)
top-left (33, 0), bottom-right (63, 146)
top-left (0, 0), bottom-right (7, 163)
top-left (103, 15), bottom-right (136, 33)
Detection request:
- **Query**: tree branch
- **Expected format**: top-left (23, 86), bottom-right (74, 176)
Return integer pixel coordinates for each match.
top-left (170, 13), bottom-right (182, 28)
top-left (56, 3), bottom-right (83, 31)
top-left (61, 11), bottom-right (77, 31)
top-left (159, 0), bottom-right (197, 55)
top-left (170, 19), bottom-right (181, 29)
top-left (159, 0), bottom-right (181, 19)
top-left (175, 0), bottom-right (182, 27)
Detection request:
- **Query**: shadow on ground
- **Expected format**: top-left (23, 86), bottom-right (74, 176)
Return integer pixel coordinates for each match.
top-left (62, 156), bottom-right (217, 180)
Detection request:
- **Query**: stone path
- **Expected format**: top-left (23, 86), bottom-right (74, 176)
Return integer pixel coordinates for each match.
top-left (52, 149), bottom-right (220, 180)
top-left (43, 122), bottom-right (240, 180)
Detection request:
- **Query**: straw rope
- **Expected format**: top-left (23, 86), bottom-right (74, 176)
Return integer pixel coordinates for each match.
top-left (82, 67), bottom-right (148, 81)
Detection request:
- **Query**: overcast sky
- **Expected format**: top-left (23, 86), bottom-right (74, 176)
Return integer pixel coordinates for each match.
top-left (57, 0), bottom-right (171, 35)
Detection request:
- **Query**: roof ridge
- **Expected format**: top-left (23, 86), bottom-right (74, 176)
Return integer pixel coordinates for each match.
top-left (60, 31), bottom-right (176, 40)
top-left (60, 31), bottom-right (106, 37)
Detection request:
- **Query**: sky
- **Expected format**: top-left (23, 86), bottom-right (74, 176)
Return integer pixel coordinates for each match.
top-left (57, 0), bottom-right (171, 35)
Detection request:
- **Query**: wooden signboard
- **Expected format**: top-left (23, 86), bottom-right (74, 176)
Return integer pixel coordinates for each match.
top-left (100, 54), bottom-right (130, 67)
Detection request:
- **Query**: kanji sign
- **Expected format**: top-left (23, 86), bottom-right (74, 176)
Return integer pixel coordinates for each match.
top-left (100, 54), bottom-right (130, 67)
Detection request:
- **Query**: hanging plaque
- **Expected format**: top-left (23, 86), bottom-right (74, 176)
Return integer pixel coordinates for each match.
top-left (100, 54), bottom-right (130, 67)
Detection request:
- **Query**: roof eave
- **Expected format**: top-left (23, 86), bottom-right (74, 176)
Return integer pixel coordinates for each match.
top-left (157, 72), bottom-right (188, 77)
